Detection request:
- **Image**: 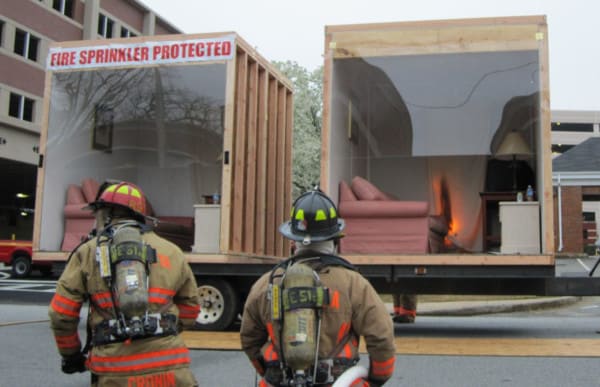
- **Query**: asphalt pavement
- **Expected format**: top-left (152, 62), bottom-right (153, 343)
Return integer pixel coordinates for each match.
top-left (0, 296), bottom-right (580, 327)
top-left (0, 296), bottom-right (585, 387)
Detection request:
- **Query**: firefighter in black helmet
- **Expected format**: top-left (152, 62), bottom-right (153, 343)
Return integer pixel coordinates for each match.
top-left (241, 188), bottom-right (396, 386)
top-left (279, 189), bottom-right (345, 245)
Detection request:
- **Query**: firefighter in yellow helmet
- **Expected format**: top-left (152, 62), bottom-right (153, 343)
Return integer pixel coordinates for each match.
top-left (48, 181), bottom-right (200, 386)
top-left (240, 189), bottom-right (396, 386)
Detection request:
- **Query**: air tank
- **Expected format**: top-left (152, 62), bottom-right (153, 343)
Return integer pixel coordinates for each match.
top-left (111, 226), bottom-right (148, 319)
top-left (281, 262), bottom-right (317, 373)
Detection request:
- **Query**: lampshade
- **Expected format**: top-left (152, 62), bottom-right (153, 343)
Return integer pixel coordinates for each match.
top-left (495, 131), bottom-right (532, 159)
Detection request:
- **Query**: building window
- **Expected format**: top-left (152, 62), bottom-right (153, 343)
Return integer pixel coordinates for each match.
top-left (98, 13), bottom-right (114, 38)
top-left (120, 26), bottom-right (137, 38)
top-left (0, 20), bottom-right (4, 47)
top-left (9, 93), bottom-right (35, 122)
top-left (551, 122), bottom-right (594, 132)
top-left (14, 28), bottom-right (40, 62)
top-left (52, 0), bottom-right (74, 18)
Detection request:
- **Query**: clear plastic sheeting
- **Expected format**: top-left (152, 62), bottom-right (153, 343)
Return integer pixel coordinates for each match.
top-left (41, 64), bottom-right (226, 251)
top-left (329, 49), bottom-right (541, 252)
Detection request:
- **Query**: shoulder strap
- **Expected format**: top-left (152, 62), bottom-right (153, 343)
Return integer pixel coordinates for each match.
top-left (291, 253), bottom-right (357, 272)
top-left (316, 254), bottom-right (357, 271)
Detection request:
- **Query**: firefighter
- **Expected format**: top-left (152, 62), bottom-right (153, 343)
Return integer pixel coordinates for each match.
top-left (48, 181), bottom-right (200, 387)
top-left (393, 294), bottom-right (417, 323)
top-left (240, 189), bottom-right (396, 386)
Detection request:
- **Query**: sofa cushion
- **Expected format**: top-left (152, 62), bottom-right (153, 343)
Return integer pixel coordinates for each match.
top-left (66, 184), bottom-right (86, 205)
top-left (81, 178), bottom-right (100, 203)
top-left (351, 176), bottom-right (388, 201)
top-left (339, 180), bottom-right (357, 202)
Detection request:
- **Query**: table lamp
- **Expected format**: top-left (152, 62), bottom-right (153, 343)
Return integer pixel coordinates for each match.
top-left (494, 131), bottom-right (532, 191)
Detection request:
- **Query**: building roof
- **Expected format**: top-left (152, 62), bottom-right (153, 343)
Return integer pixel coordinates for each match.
top-left (553, 137), bottom-right (600, 172)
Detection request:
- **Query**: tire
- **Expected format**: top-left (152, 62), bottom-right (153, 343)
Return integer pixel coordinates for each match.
top-left (11, 254), bottom-right (32, 279)
top-left (194, 278), bottom-right (239, 331)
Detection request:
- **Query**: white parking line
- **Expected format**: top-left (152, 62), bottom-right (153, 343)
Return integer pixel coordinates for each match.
top-left (577, 258), bottom-right (591, 272)
top-left (0, 275), bottom-right (57, 293)
top-left (0, 287), bottom-right (56, 293)
top-left (0, 279), bottom-right (57, 284)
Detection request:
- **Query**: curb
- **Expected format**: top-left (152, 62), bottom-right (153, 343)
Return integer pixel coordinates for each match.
top-left (417, 297), bottom-right (581, 317)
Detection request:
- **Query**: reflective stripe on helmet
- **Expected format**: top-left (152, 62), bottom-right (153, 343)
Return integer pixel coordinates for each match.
top-left (97, 182), bottom-right (146, 215)
top-left (315, 209), bottom-right (327, 221)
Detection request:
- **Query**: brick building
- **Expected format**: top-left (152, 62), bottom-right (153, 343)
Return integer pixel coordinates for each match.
top-left (553, 133), bottom-right (600, 254)
top-left (0, 0), bottom-right (180, 239)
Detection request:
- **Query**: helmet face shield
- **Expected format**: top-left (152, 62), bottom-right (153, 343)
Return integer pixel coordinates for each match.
top-left (279, 190), bottom-right (345, 244)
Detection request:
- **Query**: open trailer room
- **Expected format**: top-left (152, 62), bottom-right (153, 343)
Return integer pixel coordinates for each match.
top-left (321, 16), bottom-right (554, 272)
top-left (34, 32), bottom-right (293, 260)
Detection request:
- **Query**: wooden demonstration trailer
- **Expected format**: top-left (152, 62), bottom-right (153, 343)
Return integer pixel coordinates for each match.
top-left (316, 16), bottom-right (600, 300)
top-left (33, 32), bottom-right (293, 330)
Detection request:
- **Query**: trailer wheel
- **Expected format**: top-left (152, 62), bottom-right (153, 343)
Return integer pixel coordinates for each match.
top-left (11, 254), bottom-right (32, 279)
top-left (194, 279), bottom-right (239, 331)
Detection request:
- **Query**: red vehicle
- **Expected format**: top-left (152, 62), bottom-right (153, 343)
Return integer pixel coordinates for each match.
top-left (0, 240), bottom-right (51, 278)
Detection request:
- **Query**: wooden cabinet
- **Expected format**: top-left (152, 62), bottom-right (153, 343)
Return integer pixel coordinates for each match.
top-left (480, 192), bottom-right (516, 252)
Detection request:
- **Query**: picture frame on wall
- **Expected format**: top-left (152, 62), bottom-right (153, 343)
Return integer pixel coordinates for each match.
top-left (92, 104), bottom-right (113, 152)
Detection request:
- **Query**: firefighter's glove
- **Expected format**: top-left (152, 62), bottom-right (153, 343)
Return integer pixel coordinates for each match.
top-left (61, 352), bottom-right (87, 374)
top-left (365, 379), bottom-right (384, 387)
top-left (251, 356), bottom-right (266, 376)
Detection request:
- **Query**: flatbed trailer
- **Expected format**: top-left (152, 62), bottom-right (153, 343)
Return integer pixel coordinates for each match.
top-left (39, 251), bottom-right (600, 329)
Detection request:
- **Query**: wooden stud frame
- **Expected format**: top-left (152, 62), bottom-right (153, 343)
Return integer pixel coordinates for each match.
top-left (226, 41), bottom-right (293, 258)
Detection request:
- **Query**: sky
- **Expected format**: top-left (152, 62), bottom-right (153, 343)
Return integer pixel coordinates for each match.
top-left (140, 0), bottom-right (599, 111)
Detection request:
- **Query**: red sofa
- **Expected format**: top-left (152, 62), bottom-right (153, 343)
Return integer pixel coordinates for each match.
top-left (338, 176), bottom-right (448, 254)
top-left (61, 178), bottom-right (194, 252)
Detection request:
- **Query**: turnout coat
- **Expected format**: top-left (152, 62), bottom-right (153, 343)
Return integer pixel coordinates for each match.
top-left (240, 255), bottom-right (396, 386)
top-left (49, 231), bottom-right (200, 386)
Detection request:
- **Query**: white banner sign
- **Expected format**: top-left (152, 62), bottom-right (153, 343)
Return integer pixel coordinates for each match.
top-left (47, 36), bottom-right (235, 70)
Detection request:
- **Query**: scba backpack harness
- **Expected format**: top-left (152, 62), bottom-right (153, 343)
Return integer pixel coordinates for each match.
top-left (267, 254), bottom-right (358, 387)
top-left (91, 221), bottom-right (178, 346)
